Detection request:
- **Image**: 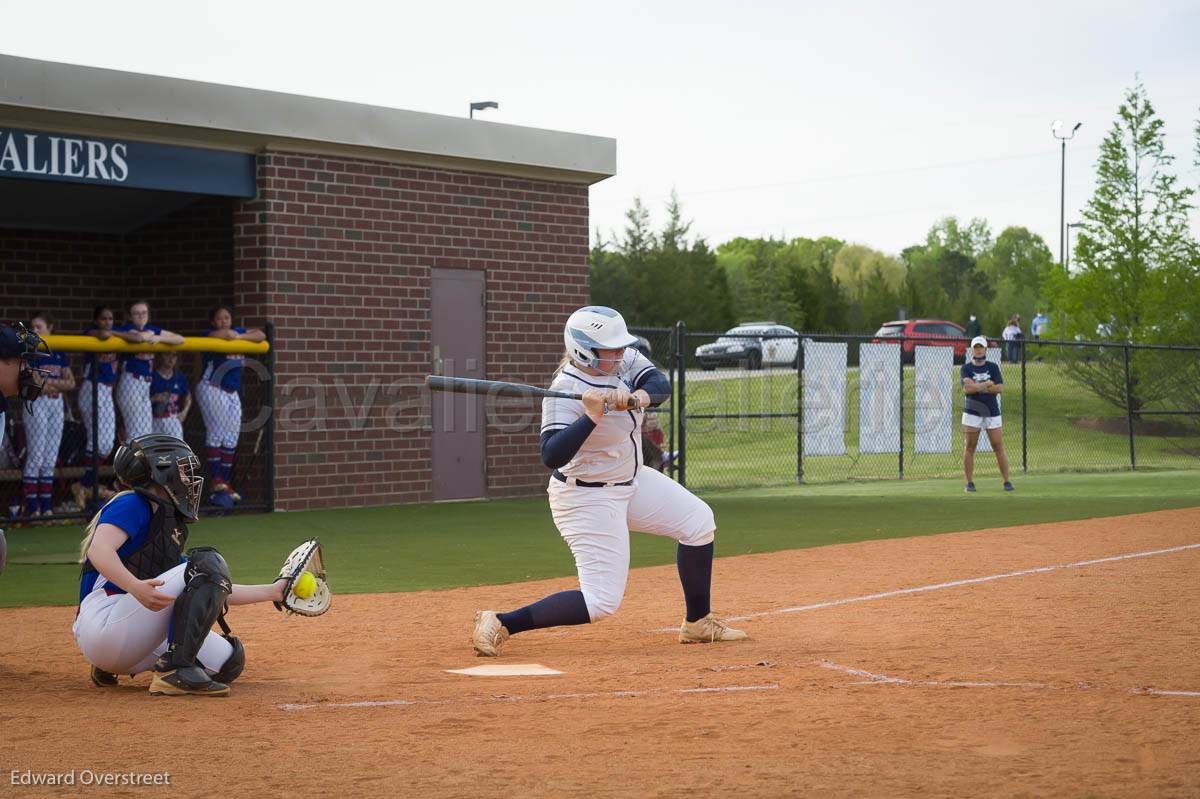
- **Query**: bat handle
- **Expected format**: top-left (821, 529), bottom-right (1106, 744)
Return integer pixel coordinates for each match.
top-left (627, 395), bottom-right (641, 410)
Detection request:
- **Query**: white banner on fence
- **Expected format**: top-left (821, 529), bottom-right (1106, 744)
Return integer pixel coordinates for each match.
top-left (803, 341), bottom-right (847, 456)
top-left (973, 347), bottom-right (1004, 453)
top-left (858, 343), bottom-right (900, 454)
top-left (914, 346), bottom-right (954, 453)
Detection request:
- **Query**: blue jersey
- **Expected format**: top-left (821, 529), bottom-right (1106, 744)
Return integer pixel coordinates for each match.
top-left (114, 322), bottom-right (162, 379)
top-left (82, 327), bottom-right (120, 385)
top-left (961, 359), bottom-right (1003, 418)
top-left (77, 493), bottom-right (183, 603)
top-left (201, 327), bottom-right (247, 391)
top-left (41, 351), bottom-right (71, 399)
top-left (150, 370), bottom-right (190, 418)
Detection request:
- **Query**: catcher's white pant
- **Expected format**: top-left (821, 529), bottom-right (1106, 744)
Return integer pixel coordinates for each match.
top-left (548, 467), bottom-right (715, 622)
top-left (73, 562), bottom-right (235, 676)
top-left (78, 381), bottom-right (116, 458)
top-left (153, 415), bottom-right (184, 440)
top-left (116, 374), bottom-right (154, 441)
top-left (196, 381), bottom-right (241, 449)
top-left (23, 394), bottom-right (64, 477)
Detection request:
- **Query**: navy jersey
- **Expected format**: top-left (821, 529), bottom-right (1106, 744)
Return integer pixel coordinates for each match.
top-left (150, 370), bottom-right (190, 418)
top-left (114, 322), bottom-right (162, 378)
top-left (77, 493), bottom-right (183, 603)
top-left (961, 359), bottom-right (1003, 417)
top-left (201, 327), bottom-right (247, 391)
top-left (41, 351), bottom-right (71, 399)
top-left (82, 327), bottom-right (120, 385)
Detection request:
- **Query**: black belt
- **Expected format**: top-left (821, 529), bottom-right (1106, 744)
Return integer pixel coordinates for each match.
top-left (552, 470), bottom-right (633, 488)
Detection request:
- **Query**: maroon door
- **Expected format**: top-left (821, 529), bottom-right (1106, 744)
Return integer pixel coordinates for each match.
top-left (431, 268), bottom-right (487, 500)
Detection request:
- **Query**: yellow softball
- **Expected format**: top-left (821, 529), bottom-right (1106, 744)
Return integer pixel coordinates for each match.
top-left (293, 571), bottom-right (317, 599)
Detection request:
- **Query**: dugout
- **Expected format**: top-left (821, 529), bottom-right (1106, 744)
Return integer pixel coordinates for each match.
top-left (0, 54), bottom-right (616, 513)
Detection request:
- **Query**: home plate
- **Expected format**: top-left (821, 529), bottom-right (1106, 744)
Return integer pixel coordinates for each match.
top-left (446, 664), bottom-right (563, 677)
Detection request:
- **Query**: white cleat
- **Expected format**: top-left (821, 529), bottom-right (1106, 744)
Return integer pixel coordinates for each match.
top-left (471, 610), bottom-right (510, 657)
top-left (679, 613), bottom-right (749, 644)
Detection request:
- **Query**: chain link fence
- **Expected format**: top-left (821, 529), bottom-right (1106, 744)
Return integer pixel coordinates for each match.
top-left (632, 324), bottom-right (1200, 492)
top-left (2, 330), bottom-right (273, 524)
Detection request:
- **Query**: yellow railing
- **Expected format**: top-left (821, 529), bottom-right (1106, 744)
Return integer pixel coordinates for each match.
top-left (44, 334), bottom-right (270, 355)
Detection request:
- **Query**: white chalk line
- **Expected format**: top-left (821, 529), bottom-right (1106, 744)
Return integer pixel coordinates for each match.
top-left (651, 542), bottom-right (1200, 631)
top-left (818, 660), bottom-right (1200, 698)
top-left (278, 682), bottom-right (779, 712)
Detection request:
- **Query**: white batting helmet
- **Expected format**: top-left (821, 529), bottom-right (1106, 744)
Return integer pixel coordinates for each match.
top-left (564, 306), bottom-right (639, 369)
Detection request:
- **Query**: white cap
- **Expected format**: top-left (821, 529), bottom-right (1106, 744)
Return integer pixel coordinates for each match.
top-left (970, 335), bottom-right (988, 349)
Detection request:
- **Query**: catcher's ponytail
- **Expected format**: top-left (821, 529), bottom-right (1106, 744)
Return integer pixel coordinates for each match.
top-left (77, 491), bottom-right (136, 563)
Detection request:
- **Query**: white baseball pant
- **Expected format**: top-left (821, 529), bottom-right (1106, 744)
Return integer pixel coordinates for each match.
top-left (73, 562), bottom-right (235, 676)
top-left (548, 467), bottom-right (716, 622)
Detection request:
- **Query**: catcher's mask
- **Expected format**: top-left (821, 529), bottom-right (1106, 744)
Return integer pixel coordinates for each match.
top-left (114, 434), bottom-right (205, 521)
top-left (0, 322), bottom-right (52, 409)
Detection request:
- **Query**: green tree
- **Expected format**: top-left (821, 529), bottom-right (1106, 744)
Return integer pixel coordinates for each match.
top-left (976, 226), bottom-right (1054, 334)
top-left (1045, 82), bottom-right (1198, 413)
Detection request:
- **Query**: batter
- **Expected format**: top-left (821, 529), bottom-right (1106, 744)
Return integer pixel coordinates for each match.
top-left (471, 306), bottom-right (747, 656)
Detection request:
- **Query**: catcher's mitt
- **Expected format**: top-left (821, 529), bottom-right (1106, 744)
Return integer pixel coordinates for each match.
top-left (274, 538), bottom-right (331, 616)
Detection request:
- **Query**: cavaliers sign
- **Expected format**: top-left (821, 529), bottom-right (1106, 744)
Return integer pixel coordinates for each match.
top-left (0, 128), bottom-right (256, 197)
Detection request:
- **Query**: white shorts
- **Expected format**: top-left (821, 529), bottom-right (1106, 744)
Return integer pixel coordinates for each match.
top-left (962, 413), bottom-right (1002, 430)
top-left (72, 562), bottom-right (234, 676)
top-left (548, 467), bottom-right (715, 623)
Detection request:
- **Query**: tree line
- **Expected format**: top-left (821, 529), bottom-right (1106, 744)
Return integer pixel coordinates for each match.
top-left (592, 81), bottom-right (1199, 352)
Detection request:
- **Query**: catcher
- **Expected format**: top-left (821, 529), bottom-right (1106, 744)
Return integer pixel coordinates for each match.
top-left (72, 433), bottom-right (329, 697)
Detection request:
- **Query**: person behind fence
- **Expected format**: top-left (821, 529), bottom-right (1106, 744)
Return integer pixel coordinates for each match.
top-left (1002, 314), bottom-right (1023, 363)
top-left (151, 351), bottom-right (191, 440)
top-left (2, 322), bottom-right (51, 527)
top-left (962, 335), bottom-right (1014, 494)
top-left (23, 312), bottom-right (74, 517)
top-left (1031, 311), bottom-right (1049, 341)
top-left (115, 300), bottom-right (184, 444)
top-left (74, 305), bottom-right (122, 508)
top-left (964, 314), bottom-right (981, 341)
top-left (197, 306), bottom-right (265, 502)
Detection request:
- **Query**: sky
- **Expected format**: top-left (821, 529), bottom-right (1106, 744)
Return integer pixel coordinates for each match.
top-left (3, 0), bottom-right (1197, 258)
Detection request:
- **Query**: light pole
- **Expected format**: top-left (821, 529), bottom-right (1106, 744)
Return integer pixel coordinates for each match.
top-left (469, 100), bottom-right (498, 119)
top-left (1066, 221), bottom-right (1084, 271)
top-left (1051, 120), bottom-right (1082, 266)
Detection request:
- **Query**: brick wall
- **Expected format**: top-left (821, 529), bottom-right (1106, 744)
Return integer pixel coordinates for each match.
top-left (0, 199), bottom-right (233, 335)
top-left (237, 151), bottom-right (591, 510)
top-left (2, 154), bottom-right (593, 512)
top-left (124, 197), bottom-right (234, 334)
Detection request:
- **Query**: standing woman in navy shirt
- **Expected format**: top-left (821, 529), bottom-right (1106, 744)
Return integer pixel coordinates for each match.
top-left (196, 306), bottom-right (265, 501)
top-left (114, 300), bottom-right (184, 445)
top-left (961, 335), bottom-right (1014, 493)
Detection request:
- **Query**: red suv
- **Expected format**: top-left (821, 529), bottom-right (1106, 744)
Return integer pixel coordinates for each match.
top-left (872, 319), bottom-right (997, 364)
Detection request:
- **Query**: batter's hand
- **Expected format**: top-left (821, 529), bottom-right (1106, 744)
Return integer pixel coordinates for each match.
top-left (132, 578), bottom-right (175, 612)
top-left (582, 389), bottom-right (607, 423)
top-left (606, 388), bottom-right (635, 413)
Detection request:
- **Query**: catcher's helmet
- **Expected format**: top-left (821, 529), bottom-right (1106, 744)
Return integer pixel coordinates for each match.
top-left (114, 434), bottom-right (205, 521)
top-left (563, 306), bottom-right (639, 370)
top-left (0, 322), bottom-right (52, 406)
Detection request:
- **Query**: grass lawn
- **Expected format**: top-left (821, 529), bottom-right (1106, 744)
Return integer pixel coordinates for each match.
top-left (3, 470), bottom-right (1197, 608)
top-left (674, 360), bottom-right (1200, 490)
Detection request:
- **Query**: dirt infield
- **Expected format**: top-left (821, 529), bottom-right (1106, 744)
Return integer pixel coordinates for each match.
top-left (3, 508), bottom-right (1199, 798)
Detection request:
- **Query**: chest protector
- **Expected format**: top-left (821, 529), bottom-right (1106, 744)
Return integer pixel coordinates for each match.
top-left (81, 491), bottom-right (190, 582)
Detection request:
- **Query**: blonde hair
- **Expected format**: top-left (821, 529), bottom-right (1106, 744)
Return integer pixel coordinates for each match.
top-left (77, 490), bottom-right (136, 563)
top-left (553, 352), bottom-right (574, 377)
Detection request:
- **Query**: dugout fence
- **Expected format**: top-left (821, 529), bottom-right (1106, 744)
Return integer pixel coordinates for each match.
top-left (1, 325), bottom-right (274, 524)
top-left (631, 323), bottom-right (1200, 492)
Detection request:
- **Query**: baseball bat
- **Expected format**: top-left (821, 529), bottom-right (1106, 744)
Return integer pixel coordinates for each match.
top-left (425, 375), bottom-right (640, 408)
